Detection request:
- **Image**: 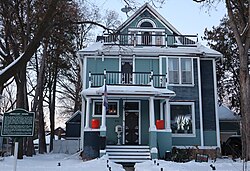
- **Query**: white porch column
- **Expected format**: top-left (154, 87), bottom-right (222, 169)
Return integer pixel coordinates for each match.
top-left (84, 98), bottom-right (91, 129)
top-left (100, 95), bottom-right (107, 130)
top-left (80, 97), bottom-right (86, 151)
top-left (165, 99), bottom-right (171, 131)
top-left (149, 96), bottom-right (156, 131)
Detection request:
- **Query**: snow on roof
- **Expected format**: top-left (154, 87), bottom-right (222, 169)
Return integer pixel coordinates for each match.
top-left (80, 41), bottom-right (104, 52)
top-left (82, 85), bottom-right (175, 98)
top-left (218, 104), bottom-right (240, 121)
top-left (78, 42), bottom-right (222, 58)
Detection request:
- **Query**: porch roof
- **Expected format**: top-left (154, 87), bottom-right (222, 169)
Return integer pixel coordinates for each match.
top-left (81, 85), bottom-right (175, 98)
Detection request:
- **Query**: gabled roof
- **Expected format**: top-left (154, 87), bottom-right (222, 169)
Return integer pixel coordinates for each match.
top-left (65, 110), bottom-right (81, 123)
top-left (117, 3), bottom-right (181, 35)
top-left (218, 104), bottom-right (240, 121)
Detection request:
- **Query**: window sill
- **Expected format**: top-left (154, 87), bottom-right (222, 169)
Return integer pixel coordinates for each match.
top-left (168, 84), bottom-right (195, 87)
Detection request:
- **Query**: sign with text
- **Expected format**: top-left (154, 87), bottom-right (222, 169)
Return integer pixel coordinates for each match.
top-left (1, 109), bottom-right (35, 137)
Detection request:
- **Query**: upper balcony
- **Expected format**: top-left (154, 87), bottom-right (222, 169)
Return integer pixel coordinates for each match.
top-left (99, 33), bottom-right (198, 47)
top-left (88, 70), bottom-right (167, 88)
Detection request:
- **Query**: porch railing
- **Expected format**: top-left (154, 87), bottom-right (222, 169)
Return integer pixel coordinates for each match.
top-left (101, 33), bottom-right (197, 47)
top-left (88, 70), bottom-right (167, 88)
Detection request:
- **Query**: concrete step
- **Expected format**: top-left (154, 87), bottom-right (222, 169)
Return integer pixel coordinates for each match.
top-left (106, 145), bottom-right (151, 163)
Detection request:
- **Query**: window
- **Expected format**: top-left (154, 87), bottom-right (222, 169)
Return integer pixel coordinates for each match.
top-left (169, 58), bottom-right (179, 84)
top-left (181, 58), bottom-right (192, 84)
top-left (168, 58), bottom-right (193, 85)
top-left (170, 102), bottom-right (195, 135)
top-left (93, 101), bottom-right (119, 117)
top-left (140, 21), bottom-right (153, 28)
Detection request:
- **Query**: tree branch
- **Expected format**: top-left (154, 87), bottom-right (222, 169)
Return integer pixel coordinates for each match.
top-left (0, 0), bottom-right (61, 86)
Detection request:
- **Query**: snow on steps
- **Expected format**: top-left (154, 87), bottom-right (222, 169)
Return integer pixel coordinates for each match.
top-left (106, 145), bottom-right (151, 163)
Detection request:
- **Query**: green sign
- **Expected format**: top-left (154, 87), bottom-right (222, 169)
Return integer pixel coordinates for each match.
top-left (1, 108), bottom-right (35, 137)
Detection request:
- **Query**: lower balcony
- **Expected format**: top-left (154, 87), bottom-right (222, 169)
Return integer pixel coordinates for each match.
top-left (88, 70), bottom-right (167, 88)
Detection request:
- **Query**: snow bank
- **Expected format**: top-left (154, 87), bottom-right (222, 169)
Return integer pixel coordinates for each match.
top-left (0, 153), bottom-right (125, 171)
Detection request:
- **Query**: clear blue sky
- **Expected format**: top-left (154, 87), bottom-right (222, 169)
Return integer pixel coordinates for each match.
top-left (95, 0), bottom-right (227, 45)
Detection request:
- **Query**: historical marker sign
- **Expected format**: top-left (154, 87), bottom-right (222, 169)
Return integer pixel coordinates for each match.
top-left (1, 108), bottom-right (35, 137)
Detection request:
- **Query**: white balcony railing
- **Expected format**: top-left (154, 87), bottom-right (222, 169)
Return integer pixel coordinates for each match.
top-left (88, 70), bottom-right (167, 88)
top-left (101, 33), bottom-right (197, 47)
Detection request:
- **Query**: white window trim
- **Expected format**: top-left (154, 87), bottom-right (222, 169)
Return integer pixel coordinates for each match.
top-left (167, 57), bottom-right (195, 86)
top-left (137, 18), bottom-right (156, 28)
top-left (92, 100), bottom-right (119, 118)
top-left (169, 102), bottom-right (196, 137)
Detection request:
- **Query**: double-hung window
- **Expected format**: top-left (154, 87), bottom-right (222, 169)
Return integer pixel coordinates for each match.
top-left (168, 57), bottom-right (193, 85)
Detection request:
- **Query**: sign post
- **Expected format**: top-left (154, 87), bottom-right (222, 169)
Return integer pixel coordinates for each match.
top-left (1, 108), bottom-right (35, 171)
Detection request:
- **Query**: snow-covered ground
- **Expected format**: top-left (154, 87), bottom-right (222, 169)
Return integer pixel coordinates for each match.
top-left (135, 158), bottom-right (249, 171)
top-left (0, 153), bottom-right (125, 171)
top-left (0, 153), bottom-right (249, 171)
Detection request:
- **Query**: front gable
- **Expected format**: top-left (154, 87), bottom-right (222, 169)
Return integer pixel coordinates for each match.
top-left (118, 3), bottom-right (180, 36)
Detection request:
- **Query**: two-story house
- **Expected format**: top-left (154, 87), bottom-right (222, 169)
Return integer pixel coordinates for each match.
top-left (77, 3), bottom-right (222, 163)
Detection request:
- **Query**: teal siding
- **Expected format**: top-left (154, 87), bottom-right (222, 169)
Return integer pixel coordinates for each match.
top-left (87, 58), bottom-right (119, 73)
top-left (86, 58), bottom-right (119, 87)
top-left (200, 60), bottom-right (217, 146)
top-left (203, 131), bottom-right (217, 146)
top-left (141, 100), bottom-right (149, 145)
top-left (172, 129), bottom-right (201, 146)
top-left (162, 58), bottom-right (166, 74)
top-left (135, 58), bottom-right (159, 73)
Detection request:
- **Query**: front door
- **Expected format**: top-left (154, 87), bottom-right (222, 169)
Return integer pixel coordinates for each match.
top-left (124, 102), bottom-right (139, 145)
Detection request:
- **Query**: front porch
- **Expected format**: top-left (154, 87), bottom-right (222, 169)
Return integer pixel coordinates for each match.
top-left (81, 83), bottom-right (175, 160)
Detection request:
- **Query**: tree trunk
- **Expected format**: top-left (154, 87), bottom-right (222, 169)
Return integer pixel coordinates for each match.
top-left (239, 50), bottom-right (250, 160)
top-left (49, 63), bottom-right (58, 152)
top-left (225, 0), bottom-right (250, 160)
top-left (15, 65), bottom-right (28, 159)
top-left (38, 99), bottom-right (47, 154)
top-left (37, 50), bottom-right (47, 154)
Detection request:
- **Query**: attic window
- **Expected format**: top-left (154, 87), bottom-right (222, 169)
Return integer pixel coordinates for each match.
top-left (140, 21), bottom-right (153, 28)
top-left (137, 19), bottom-right (156, 28)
